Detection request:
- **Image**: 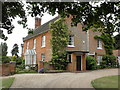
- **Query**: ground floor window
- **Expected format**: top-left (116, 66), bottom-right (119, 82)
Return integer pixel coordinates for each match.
top-left (24, 49), bottom-right (36, 66)
top-left (41, 53), bottom-right (45, 61)
top-left (97, 56), bottom-right (103, 65)
top-left (67, 54), bottom-right (72, 63)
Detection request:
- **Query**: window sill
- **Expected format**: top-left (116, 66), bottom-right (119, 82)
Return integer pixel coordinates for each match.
top-left (67, 45), bottom-right (75, 47)
top-left (41, 46), bottom-right (45, 48)
top-left (97, 47), bottom-right (102, 49)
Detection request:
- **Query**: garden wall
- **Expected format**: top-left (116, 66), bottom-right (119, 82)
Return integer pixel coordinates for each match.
top-left (0, 62), bottom-right (16, 76)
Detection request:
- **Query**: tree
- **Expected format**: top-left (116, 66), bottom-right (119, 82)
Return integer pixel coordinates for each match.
top-left (1, 1), bottom-right (120, 41)
top-left (50, 18), bottom-right (69, 70)
top-left (11, 44), bottom-right (19, 58)
top-left (0, 42), bottom-right (8, 56)
top-left (1, 2), bottom-right (27, 41)
top-left (114, 33), bottom-right (120, 49)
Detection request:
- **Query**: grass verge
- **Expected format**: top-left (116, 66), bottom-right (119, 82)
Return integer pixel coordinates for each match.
top-left (2, 77), bottom-right (15, 90)
top-left (91, 75), bottom-right (120, 90)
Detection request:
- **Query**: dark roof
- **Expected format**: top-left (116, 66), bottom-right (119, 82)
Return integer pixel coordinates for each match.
top-left (23, 16), bottom-right (59, 41)
top-left (66, 50), bottom-right (89, 53)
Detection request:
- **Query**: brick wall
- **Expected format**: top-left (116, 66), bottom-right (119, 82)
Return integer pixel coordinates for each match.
top-left (23, 31), bottom-right (52, 65)
top-left (0, 62), bottom-right (16, 76)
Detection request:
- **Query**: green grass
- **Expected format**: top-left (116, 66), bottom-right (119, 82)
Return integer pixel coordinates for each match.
top-left (2, 77), bottom-right (15, 90)
top-left (91, 75), bottom-right (120, 90)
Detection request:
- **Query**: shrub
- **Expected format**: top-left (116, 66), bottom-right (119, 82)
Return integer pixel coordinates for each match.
top-left (38, 68), bottom-right (47, 73)
top-left (11, 56), bottom-right (24, 66)
top-left (86, 56), bottom-right (97, 70)
top-left (0, 56), bottom-right (11, 64)
top-left (100, 55), bottom-right (117, 68)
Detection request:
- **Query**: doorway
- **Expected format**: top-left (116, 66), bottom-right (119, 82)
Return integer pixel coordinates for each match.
top-left (76, 56), bottom-right (82, 71)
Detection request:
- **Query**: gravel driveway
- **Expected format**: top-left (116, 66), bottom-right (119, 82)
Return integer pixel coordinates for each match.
top-left (10, 68), bottom-right (119, 88)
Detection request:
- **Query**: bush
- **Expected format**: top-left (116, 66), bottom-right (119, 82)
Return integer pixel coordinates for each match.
top-left (86, 56), bottom-right (97, 70)
top-left (100, 55), bottom-right (117, 68)
top-left (0, 56), bottom-right (11, 64)
top-left (11, 56), bottom-right (24, 66)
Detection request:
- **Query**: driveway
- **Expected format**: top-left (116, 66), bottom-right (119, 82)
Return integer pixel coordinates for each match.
top-left (10, 68), bottom-right (119, 88)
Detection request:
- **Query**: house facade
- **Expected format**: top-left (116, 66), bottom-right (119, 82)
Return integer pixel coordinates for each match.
top-left (22, 16), bottom-right (106, 72)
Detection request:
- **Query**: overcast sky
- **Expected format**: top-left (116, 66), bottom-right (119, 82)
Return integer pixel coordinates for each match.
top-left (0, 13), bottom-right (58, 56)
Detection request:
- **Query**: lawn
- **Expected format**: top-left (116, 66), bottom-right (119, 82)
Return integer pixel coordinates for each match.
top-left (91, 75), bottom-right (120, 90)
top-left (2, 77), bottom-right (15, 90)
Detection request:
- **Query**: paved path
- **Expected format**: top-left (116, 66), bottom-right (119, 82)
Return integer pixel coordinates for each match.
top-left (9, 68), bottom-right (119, 88)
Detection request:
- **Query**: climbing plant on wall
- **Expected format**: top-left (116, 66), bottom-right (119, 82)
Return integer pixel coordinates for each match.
top-left (94, 33), bottom-right (115, 55)
top-left (49, 18), bottom-right (69, 70)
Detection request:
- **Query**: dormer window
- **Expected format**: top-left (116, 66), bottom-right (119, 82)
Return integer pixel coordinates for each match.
top-left (68, 35), bottom-right (74, 47)
top-left (97, 39), bottom-right (102, 49)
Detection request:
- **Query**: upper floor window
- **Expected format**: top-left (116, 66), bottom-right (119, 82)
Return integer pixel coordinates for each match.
top-left (27, 42), bottom-right (29, 49)
top-left (41, 53), bottom-right (45, 61)
top-left (33, 39), bottom-right (36, 49)
top-left (97, 39), bottom-right (102, 49)
top-left (41, 35), bottom-right (46, 47)
top-left (68, 35), bottom-right (74, 47)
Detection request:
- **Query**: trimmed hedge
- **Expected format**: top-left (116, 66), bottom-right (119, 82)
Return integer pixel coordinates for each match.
top-left (86, 56), bottom-right (97, 70)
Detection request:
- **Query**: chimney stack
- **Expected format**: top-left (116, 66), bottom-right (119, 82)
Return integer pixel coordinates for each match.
top-left (35, 17), bottom-right (41, 28)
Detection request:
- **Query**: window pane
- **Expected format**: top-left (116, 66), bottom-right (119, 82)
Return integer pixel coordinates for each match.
top-left (68, 36), bottom-right (74, 46)
top-left (42, 36), bottom-right (46, 47)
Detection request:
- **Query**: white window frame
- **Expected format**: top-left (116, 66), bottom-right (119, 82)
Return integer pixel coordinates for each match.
top-left (27, 42), bottom-right (29, 49)
top-left (97, 56), bottom-right (103, 65)
top-left (68, 35), bottom-right (75, 47)
top-left (33, 39), bottom-right (36, 49)
top-left (41, 53), bottom-right (45, 61)
top-left (97, 39), bottom-right (102, 49)
top-left (67, 54), bottom-right (72, 63)
top-left (41, 35), bottom-right (46, 48)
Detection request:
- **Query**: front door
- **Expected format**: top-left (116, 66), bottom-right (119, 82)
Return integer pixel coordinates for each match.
top-left (76, 56), bottom-right (82, 71)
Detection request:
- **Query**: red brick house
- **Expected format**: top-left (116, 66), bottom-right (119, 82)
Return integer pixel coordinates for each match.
top-left (22, 16), bottom-right (106, 72)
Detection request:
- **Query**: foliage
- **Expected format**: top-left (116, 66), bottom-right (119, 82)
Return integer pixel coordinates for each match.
top-left (91, 75), bottom-right (120, 89)
top-left (16, 68), bottom-right (37, 74)
top-left (100, 55), bottom-right (117, 68)
top-left (114, 33), bottom-right (120, 49)
top-left (11, 44), bottom-right (19, 58)
top-left (86, 56), bottom-right (97, 70)
top-left (16, 64), bottom-right (37, 74)
top-left (50, 18), bottom-right (69, 70)
top-left (0, 56), bottom-right (11, 64)
top-left (1, 2), bottom-right (27, 41)
top-left (0, 42), bottom-right (8, 56)
top-left (11, 56), bottom-right (24, 66)
top-left (1, 2), bottom-right (120, 41)
top-left (94, 33), bottom-right (115, 55)
top-left (28, 2), bottom-right (120, 34)
top-left (2, 77), bottom-right (15, 89)
top-left (38, 68), bottom-right (47, 73)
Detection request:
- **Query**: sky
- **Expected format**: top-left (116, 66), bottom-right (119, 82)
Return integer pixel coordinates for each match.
top-left (0, 13), bottom-right (58, 56)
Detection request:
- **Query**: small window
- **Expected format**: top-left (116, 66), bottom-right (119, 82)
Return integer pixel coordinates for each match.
top-left (97, 56), bottom-right (103, 65)
top-left (27, 42), bottom-right (29, 49)
top-left (97, 39), bottom-right (102, 49)
top-left (41, 36), bottom-right (46, 47)
top-left (33, 39), bottom-right (36, 49)
top-left (41, 53), bottom-right (45, 61)
top-left (67, 54), bottom-right (72, 63)
top-left (68, 35), bottom-right (74, 47)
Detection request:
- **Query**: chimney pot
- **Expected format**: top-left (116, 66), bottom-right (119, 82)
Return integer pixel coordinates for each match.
top-left (35, 17), bottom-right (41, 28)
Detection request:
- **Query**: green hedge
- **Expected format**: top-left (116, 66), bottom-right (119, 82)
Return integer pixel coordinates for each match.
top-left (86, 56), bottom-right (97, 70)
top-left (100, 55), bottom-right (118, 68)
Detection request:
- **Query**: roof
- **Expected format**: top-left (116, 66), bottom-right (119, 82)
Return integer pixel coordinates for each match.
top-left (23, 16), bottom-right (59, 41)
